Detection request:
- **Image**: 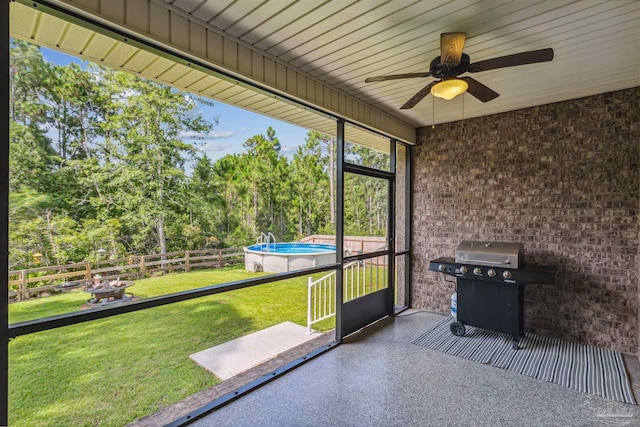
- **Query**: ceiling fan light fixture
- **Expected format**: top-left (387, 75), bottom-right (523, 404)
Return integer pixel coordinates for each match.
top-left (431, 78), bottom-right (468, 100)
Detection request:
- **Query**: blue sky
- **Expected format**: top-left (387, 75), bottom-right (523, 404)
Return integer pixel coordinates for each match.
top-left (41, 47), bottom-right (310, 161)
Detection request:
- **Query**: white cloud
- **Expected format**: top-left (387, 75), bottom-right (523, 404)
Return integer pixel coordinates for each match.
top-left (180, 130), bottom-right (236, 140)
top-left (280, 145), bottom-right (301, 158)
top-left (201, 142), bottom-right (232, 152)
top-left (281, 145), bottom-right (297, 154)
top-left (111, 88), bottom-right (140, 102)
top-left (210, 130), bottom-right (236, 139)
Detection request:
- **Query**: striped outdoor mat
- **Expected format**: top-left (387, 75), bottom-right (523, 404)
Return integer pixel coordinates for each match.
top-left (412, 317), bottom-right (636, 404)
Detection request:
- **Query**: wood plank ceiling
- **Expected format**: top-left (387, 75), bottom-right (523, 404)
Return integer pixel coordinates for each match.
top-left (165, 0), bottom-right (640, 126)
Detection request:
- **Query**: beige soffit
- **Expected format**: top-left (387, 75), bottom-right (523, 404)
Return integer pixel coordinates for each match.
top-left (9, 0), bottom-right (415, 151)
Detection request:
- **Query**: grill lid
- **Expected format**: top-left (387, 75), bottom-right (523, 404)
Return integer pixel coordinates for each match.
top-left (455, 240), bottom-right (524, 269)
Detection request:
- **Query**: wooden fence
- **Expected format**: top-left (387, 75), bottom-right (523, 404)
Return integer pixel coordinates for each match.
top-left (299, 234), bottom-right (387, 255)
top-left (8, 248), bottom-right (243, 302)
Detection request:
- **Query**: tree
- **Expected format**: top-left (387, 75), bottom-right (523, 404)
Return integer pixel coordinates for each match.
top-left (210, 154), bottom-right (251, 246)
top-left (289, 132), bottom-right (332, 237)
top-left (9, 41), bottom-right (220, 263)
top-left (9, 40), bottom-right (57, 193)
top-left (8, 39), bottom-right (392, 268)
top-left (98, 70), bottom-right (216, 255)
top-left (240, 126), bottom-right (289, 238)
top-left (343, 143), bottom-right (390, 236)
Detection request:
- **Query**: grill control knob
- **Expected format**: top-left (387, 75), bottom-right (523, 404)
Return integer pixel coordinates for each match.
top-left (438, 264), bottom-right (446, 272)
top-left (473, 267), bottom-right (482, 276)
top-left (503, 270), bottom-right (512, 279)
top-left (487, 269), bottom-right (496, 277)
top-left (459, 266), bottom-right (468, 274)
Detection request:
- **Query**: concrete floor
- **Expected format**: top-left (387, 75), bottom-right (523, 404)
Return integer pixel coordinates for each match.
top-left (191, 311), bottom-right (640, 427)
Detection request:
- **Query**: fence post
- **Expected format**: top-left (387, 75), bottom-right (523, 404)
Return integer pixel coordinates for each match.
top-left (218, 249), bottom-right (223, 268)
top-left (20, 270), bottom-right (27, 301)
top-left (139, 256), bottom-right (146, 279)
top-left (85, 262), bottom-right (92, 281)
top-left (185, 251), bottom-right (190, 272)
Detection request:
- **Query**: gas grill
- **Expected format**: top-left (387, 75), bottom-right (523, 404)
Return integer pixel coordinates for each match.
top-left (429, 240), bottom-right (556, 349)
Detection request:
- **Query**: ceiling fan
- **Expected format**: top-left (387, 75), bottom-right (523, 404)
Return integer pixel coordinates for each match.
top-left (364, 33), bottom-right (554, 109)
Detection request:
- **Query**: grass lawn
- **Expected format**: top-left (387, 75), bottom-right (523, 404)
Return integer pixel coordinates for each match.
top-left (8, 266), bottom-right (335, 427)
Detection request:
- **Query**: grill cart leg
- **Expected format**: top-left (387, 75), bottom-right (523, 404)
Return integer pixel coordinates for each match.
top-left (450, 321), bottom-right (465, 337)
top-left (512, 337), bottom-right (519, 350)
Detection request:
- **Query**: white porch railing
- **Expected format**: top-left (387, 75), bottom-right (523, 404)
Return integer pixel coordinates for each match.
top-left (307, 257), bottom-right (388, 333)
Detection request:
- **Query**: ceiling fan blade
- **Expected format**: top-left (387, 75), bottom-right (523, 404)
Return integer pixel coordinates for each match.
top-left (400, 82), bottom-right (437, 109)
top-left (365, 72), bottom-right (431, 83)
top-left (468, 48), bottom-right (554, 72)
top-left (440, 32), bottom-right (466, 66)
top-left (460, 77), bottom-right (499, 102)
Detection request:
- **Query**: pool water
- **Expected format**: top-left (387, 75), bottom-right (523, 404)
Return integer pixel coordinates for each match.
top-left (245, 243), bottom-right (336, 254)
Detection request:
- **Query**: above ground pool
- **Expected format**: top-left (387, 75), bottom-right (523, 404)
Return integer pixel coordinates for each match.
top-left (243, 242), bottom-right (336, 273)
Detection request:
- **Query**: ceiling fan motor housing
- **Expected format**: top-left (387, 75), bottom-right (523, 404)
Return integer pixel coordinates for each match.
top-left (430, 54), bottom-right (470, 79)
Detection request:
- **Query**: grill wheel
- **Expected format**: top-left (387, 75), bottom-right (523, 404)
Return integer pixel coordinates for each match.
top-left (450, 321), bottom-right (466, 337)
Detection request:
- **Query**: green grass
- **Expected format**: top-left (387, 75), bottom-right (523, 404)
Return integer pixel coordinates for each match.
top-left (9, 266), bottom-right (335, 427)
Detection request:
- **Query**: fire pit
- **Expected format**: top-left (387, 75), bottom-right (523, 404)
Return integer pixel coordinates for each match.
top-left (84, 276), bottom-right (135, 306)
top-left (429, 240), bottom-right (556, 349)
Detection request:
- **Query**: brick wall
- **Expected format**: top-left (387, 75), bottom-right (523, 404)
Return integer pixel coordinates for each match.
top-left (412, 87), bottom-right (639, 354)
